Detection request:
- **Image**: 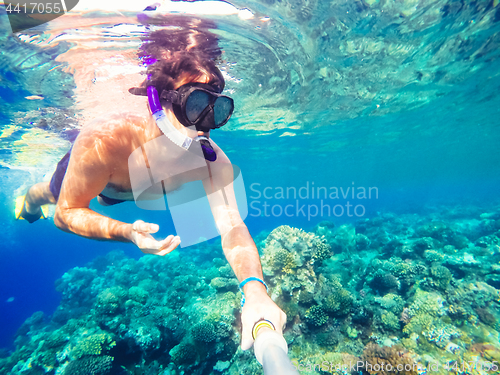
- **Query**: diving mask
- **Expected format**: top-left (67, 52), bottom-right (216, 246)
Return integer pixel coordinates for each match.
top-left (147, 86), bottom-right (218, 161)
top-left (160, 82), bottom-right (234, 133)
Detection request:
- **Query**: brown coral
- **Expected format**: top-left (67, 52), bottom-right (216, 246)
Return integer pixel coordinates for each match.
top-left (475, 307), bottom-right (497, 327)
top-left (360, 343), bottom-right (419, 375)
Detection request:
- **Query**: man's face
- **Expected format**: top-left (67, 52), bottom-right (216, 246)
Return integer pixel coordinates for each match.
top-left (171, 72), bottom-right (215, 138)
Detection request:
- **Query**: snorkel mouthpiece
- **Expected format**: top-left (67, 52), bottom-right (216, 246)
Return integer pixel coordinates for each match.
top-left (197, 136), bottom-right (217, 162)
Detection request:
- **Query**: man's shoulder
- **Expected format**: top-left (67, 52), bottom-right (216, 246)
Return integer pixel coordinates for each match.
top-left (76, 113), bottom-right (148, 152)
top-left (80, 113), bottom-right (147, 139)
top-left (86, 112), bottom-right (147, 131)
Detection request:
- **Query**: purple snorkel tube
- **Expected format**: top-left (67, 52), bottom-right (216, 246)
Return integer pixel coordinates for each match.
top-left (147, 85), bottom-right (192, 150)
top-left (147, 86), bottom-right (163, 114)
top-left (147, 85), bottom-right (217, 161)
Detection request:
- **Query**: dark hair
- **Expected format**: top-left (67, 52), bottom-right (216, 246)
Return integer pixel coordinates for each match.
top-left (131, 20), bottom-right (224, 98)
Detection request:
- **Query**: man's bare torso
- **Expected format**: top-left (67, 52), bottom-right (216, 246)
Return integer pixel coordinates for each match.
top-left (65, 113), bottom-right (219, 205)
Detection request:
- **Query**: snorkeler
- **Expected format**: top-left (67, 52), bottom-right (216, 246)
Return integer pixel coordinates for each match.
top-left (15, 27), bottom-right (286, 350)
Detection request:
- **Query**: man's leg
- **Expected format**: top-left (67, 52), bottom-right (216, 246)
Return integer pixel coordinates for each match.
top-left (24, 182), bottom-right (56, 215)
top-left (18, 147), bottom-right (71, 221)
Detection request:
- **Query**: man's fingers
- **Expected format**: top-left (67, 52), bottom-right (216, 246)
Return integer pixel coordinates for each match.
top-left (240, 309), bottom-right (257, 351)
top-left (133, 220), bottom-right (159, 233)
top-left (240, 320), bottom-right (254, 351)
top-left (157, 235), bottom-right (181, 255)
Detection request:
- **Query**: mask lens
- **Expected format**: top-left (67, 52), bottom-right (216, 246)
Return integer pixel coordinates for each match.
top-left (185, 90), bottom-right (211, 122)
top-left (214, 96), bottom-right (233, 126)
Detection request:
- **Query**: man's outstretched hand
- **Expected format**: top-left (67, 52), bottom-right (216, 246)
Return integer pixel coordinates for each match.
top-left (129, 220), bottom-right (181, 256)
top-left (240, 282), bottom-right (287, 350)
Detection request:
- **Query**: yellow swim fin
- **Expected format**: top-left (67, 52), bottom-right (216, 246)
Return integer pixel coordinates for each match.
top-left (15, 195), bottom-right (49, 223)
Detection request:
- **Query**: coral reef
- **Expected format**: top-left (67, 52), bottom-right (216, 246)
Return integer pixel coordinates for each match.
top-left (304, 305), bottom-right (329, 327)
top-left (360, 343), bottom-right (419, 375)
top-left (1, 206), bottom-right (500, 374)
top-left (63, 355), bottom-right (113, 375)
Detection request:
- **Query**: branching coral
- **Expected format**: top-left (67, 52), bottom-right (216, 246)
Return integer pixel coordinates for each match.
top-left (422, 324), bottom-right (461, 349)
top-left (70, 333), bottom-right (115, 359)
top-left (381, 312), bottom-right (401, 332)
top-left (95, 287), bottom-right (126, 315)
top-left (430, 265), bottom-right (453, 290)
top-left (271, 248), bottom-right (297, 274)
top-left (311, 237), bottom-right (333, 263)
top-left (370, 270), bottom-right (400, 294)
top-left (321, 288), bottom-right (353, 316)
top-left (192, 322), bottom-right (216, 343)
top-left (63, 355), bottom-right (113, 375)
top-left (305, 305), bottom-right (329, 327)
top-left (263, 225), bottom-right (330, 270)
top-left (128, 286), bottom-right (148, 304)
top-left (169, 342), bottom-right (197, 365)
top-left (402, 290), bottom-right (443, 335)
top-left (210, 277), bottom-right (238, 291)
top-left (424, 250), bottom-right (445, 262)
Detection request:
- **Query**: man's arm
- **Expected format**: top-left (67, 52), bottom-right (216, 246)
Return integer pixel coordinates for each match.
top-left (54, 127), bottom-right (132, 241)
top-left (54, 125), bottom-right (180, 254)
top-left (203, 149), bottom-right (286, 349)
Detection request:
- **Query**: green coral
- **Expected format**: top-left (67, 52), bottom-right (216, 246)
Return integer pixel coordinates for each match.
top-left (390, 260), bottom-right (413, 277)
top-left (298, 290), bottom-right (314, 305)
top-left (305, 305), bottom-right (328, 327)
top-left (95, 287), bottom-right (126, 315)
top-left (192, 322), bottom-right (216, 343)
top-left (210, 277), bottom-right (238, 291)
top-left (42, 330), bottom-right (68, 350)
top-left (424, 250), bottom-right (445, 262)
top-left (128, 286), bottom-right (148, 304)
top-left (71, 333), bottom-right (115, 359)
top-left (33, 350), bottom-right (58, 369)
top-left (169, 342), bottom-right (196, 365)
top-left (204, 267), bottom-right (220, 282)
top-left (63, 355), bottom-right (113, 375)
top-left (271, 248), bottom-right (296, 274)
top-left (381, 312), bottom-right (401, 331)
top-left (375, 293), bottom-right (405, 315)
top-left (218, 264), bottom-right (234, 278)
top-left (311, 237), bottom-right (333, 263)
top-left (430, 265), bottom-right (452, 289)
top-left (402, 290), bottom-right (442, 335)
top-left (316, 329), bottom-right (340, 348)
top-left (403, 308), bottom-right (434, 335)
top-left (322, 288), bottom-right (353, 316)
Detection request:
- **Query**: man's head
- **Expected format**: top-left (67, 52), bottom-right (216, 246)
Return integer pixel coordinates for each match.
top-left (130, 28), bottom-right (233, 134)
top-left (133, 28), bottom-right (225, 99)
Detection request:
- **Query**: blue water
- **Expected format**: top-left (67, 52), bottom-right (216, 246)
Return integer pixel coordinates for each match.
top-left (0, 0), bottom-right (500, 372)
